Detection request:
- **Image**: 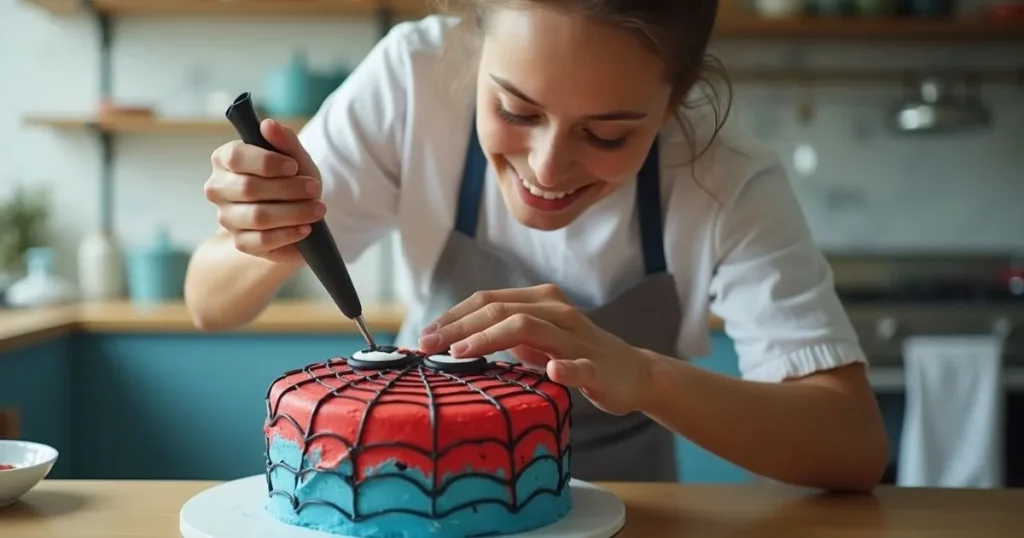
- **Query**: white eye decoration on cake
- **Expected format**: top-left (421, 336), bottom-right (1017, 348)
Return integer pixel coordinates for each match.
top-left (348, 346), bottom-right (416, 371)
top-left (424, 352), bottom-right (488, 374)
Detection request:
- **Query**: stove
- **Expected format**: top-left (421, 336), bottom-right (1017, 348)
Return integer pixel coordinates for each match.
top-left (827, 254), bottom-right (1024, 487)
top-left (828, 254), bottom-right (1024, 370)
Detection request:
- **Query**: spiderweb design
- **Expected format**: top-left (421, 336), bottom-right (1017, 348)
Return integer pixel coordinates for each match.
top-left (263, 353), bottom-right (573, 523)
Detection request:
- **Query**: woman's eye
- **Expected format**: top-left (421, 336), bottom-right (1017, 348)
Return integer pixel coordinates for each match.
top-left (496, 103), bottom-right (538, 126)
top-left (495, 100), bottom-right (627, 150)
top-left (585, 131), bottom-right (627, 150)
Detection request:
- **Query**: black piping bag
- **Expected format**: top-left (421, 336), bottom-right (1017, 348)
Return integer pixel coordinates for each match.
top-left (225, 92), bottom-right (378, 350)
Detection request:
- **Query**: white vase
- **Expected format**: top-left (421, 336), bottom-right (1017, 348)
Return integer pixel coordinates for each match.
top-left (77, 229), bottom-right (125, 301)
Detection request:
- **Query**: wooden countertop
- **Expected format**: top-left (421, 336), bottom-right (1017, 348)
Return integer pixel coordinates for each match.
top-left (0, 300), bottom-right (406, 354)
top-left (0, 300), bottom-right (724, 354)
top-left (3, 480), bottom-right (1024, 537)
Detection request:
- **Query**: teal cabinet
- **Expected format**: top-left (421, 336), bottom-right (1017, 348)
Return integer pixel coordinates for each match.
top-left (71, 333), bottom-right (391, 480)
top-left (0, 337), bottom-right (73, 478)
top-left (674, 332), bottom-right (755, 484)
top-left (2, 330), bottom-right (754, 484)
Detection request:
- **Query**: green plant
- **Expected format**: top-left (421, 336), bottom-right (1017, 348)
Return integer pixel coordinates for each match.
top-left (0, 184), bottom-right (50, 273)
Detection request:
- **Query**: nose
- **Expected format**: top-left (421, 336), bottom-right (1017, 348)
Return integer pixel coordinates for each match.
top-left (527, 131), bottom-right (574, 188)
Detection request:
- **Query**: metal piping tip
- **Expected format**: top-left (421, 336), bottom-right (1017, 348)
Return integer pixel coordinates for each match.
top-left (354, 315), bottom-right (377, 350)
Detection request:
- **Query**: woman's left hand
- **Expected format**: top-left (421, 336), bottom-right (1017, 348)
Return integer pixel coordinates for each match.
top-left (417, 284), bottom-right (657, 415)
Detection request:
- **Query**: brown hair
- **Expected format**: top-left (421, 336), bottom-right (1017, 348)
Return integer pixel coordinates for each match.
top-left (432, 0), bottom-right (732, 163)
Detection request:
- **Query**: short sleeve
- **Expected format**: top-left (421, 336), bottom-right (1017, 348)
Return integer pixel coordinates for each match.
top-left (707, 158), bottom-right (866, 383)
top-left (298, 25), bottom-right (411, 262)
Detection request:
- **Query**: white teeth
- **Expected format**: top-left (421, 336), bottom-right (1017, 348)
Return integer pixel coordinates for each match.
top-left (519, 176), bottom-right (575, 200)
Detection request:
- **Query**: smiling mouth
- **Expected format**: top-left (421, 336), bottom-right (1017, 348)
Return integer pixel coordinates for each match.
top-left (514, 173), bottom-right (592, 212)
top-left (519, 176), bottom-right (577, 200)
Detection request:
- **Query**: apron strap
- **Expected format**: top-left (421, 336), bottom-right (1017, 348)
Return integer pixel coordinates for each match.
top-left (636, 138), bottom-right (667, 275)
top-left (454, 115), bottom-right (488, 239)
top-left (454, 114), bottom-right (667, 275)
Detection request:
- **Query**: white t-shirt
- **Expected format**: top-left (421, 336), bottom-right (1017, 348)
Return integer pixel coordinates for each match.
top-left (298, 15), bottom-right (866, 383)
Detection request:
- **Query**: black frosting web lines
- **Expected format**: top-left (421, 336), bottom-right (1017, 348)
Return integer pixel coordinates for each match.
top-left (264, 357), bottom-right (573, 523)
top-left (416, 366), bottom-right (437, 518)
top-left (265, 361), bottom-right (405, 500)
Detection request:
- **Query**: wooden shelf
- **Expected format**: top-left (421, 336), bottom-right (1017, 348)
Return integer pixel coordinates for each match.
top-left (714, 16), bottom-right (1024, 41)
top-left (25, 0), bottom-right (431, 17)
top-left (23, 115), bottom-right (310, 135)
top-left (24, 0), bottom-right (78, 15)
top-left (729, 67), bottom-right (1022, 85)
top-left (23, 1), bottom-right (1024, 41)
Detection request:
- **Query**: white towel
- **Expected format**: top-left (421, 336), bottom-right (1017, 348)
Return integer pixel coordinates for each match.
top-left (897, 335), bottom-right (1005, 488)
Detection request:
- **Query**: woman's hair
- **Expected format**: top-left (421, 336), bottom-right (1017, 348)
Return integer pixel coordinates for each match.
top-left (432, 0), bottom-right (732, 162)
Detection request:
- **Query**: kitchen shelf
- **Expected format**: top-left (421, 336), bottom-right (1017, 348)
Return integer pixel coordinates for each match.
top-left (713, 15), bottom-right (1024, 41)
top-left (23, 1), bottom-right (1024, 42)
top-left (729, 67), bottom-right (1022, 85)
top-left (22, 0), bottom-right (77, 15)
top-left (24, 115), bottom-right (310, 135)
top-left (24, 0), bottom-right (430, 17)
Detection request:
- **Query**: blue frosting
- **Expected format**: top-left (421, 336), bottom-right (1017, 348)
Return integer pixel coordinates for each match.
top-left (266, 436), bottom-right (572, 537)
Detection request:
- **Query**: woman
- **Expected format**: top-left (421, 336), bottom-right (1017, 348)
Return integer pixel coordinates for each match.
top-left (185, 0), bottom-right (888, 490)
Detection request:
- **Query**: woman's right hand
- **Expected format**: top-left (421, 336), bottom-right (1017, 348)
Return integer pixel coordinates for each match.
top-left (205, 118), bottom-right (325, 265)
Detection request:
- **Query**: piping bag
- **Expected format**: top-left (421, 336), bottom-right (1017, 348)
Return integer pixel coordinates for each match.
top-left (225, 92), bottom-right (378, 350)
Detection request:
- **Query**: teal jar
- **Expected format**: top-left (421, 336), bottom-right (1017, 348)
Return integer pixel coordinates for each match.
top-left (263, 50), bottom-right (315, 117)
top-left (311, 66), bottom-right (349, 107)
top-left (126, 227), bottom-right (190, 306)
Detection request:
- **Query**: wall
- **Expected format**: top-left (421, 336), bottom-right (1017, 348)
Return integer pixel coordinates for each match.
top-left (716, 32), bottom-right (1024, 252)
top-left (2, 0), bottom-right (1024, 304)
top-left (0, 5), bottom-right (394, 301)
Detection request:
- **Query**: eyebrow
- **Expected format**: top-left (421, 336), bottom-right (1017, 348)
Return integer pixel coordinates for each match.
top-left (489, 74), bottom-right (648, 121)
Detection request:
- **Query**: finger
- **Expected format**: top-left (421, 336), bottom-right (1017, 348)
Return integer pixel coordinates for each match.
top-left (449, 313), bottom-right (583, 359)
top-left (264, 246), bottom-right (304, 265)
top-left (208, 173), bottom-right (321, 203)
top-left (218, 200), bottom-right (326, 232)
top-left (419, 301), bottom-right (579, 353)
top-left (262, 119), bottom-right (320, 179)
top-left (424, 284), bottom-right (566, 334)
top-left (548, 358), bottom-right (600, 388)
top-left (231, 226), bottom-right (312, 256)
top-left (508, 345), bottom-right (553, 369)
top-left (213, 140), bottom-right (298, 178)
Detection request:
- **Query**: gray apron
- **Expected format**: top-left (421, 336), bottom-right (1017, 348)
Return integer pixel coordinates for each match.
top-left (395, 116), bottom-right (683, 482)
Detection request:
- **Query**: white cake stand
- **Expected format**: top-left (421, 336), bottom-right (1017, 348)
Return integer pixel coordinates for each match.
top-left (180, 475), bottom-right (624, 538)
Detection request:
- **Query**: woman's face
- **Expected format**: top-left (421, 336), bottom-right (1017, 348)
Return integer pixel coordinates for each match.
top-left (476, 5), bottom-right (674, 231)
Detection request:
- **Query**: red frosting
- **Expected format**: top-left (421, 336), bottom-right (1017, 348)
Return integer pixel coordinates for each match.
top-left (265, 350), bottom-right (571, 485)
top-left (0, 464), bottom-right (15, 471)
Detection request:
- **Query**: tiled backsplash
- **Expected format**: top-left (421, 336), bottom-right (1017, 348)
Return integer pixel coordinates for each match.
top-left (709, 31), bottom-right (1024, 253)
top-left (2, 2), bottom-right (1023, 303)
top-left (731, 85), bottom-right (1024, 252)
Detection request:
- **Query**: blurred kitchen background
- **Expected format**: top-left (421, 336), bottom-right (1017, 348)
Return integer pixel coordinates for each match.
top-left (2, 0), bottom-right (1024, 489)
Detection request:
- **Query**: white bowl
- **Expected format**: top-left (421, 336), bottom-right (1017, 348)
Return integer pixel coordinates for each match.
top-left (0, 440), bottom-right (59, 507)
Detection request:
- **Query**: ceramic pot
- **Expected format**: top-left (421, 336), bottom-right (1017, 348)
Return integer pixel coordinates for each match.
top-left (125, 227), bottom-right (190, 306)
top-left (263, 51), bottom-right (315, 117)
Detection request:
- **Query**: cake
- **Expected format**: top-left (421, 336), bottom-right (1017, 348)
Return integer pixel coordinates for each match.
top-left (263, 346), bottom-right (574, 537)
